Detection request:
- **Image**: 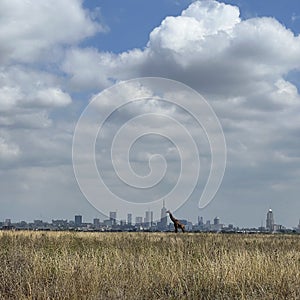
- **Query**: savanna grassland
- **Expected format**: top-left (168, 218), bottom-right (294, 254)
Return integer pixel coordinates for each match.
top-left (0, 231), bottom-right (300, 299)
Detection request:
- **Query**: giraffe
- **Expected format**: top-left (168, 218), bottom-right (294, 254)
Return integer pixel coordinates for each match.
top-left (166, 210), bottom-right (185, 233)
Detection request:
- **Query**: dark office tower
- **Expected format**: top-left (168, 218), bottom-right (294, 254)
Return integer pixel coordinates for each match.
top-left (93, 218), bottom-right (100, 227)
top-left (127, 213), bottom-right (132, 225)
top-left (150, 211), bottom-right (154, 227)
top-left (75, 215), bottom-right (82, 227)
top-left (109, 211), bottom-right (117, 226)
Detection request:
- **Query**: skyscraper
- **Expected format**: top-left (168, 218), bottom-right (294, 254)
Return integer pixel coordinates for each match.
top-left (135, 216), bottom-right (143, 225)
top-left (75, 215), bottom-right (82, 227)
top-left (144, 210), bottom-right (153, 228)
top-left (127, 213), bottom-right (132, 226)
top-left (109, 211), bottom-right (117, 226)
top-left (198, 216), bottom-right (204, 226)
top-left (93, 218), bottom-right (100, 227)
top-left (145, 210), bottom-right (151, 227)
top-left (150, 211), bottom-right (154, 227)
top-left (160, 200), bottom-right (167, 229)
top-left (214, 217), bottom-right (220, 225)
top-left (266, 208), bottom-right (274, 232)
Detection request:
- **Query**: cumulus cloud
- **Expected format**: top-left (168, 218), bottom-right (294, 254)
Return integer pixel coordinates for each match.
top-left (0, 66), bottom-right (72, 134)
top-left (0, 0), bottom-right (108, 221)
top-left (0, 0), bottom-right (104, 64)
top-left (62, 47), bottom-right (145, 91)
top-left (149, 0), bottom-right (240, 56)
top-left (0, 0), bottom-right (101, 170)
top-left (0, 0), bottom-right (105, 168)
top-left (62, 1), bottom-right (300, 98)
top-left (34, 88), bottom-right (72, 107)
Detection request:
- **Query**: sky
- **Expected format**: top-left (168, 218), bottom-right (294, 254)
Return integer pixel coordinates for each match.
top-left (1, 0), bottom-right (300, 227)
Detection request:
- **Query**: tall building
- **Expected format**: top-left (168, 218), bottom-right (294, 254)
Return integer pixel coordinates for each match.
top-left (135, 216), bottom-right (143, 225)
top-left (109, 211), bottom-right (117, 226)
top-left (4, 219), bottom-right (11, 226)
top-left (144, 211), bottom-right (149, 227)
top-left (127, 213), bottom-right (132, 226)
top-left (75, 215), bottom-right (82, 227)
top-left (213, 216), bottom-right (222, 231)
top-left (160, 200), bottom-right (167, 229)
top-left (266, 208), bottom-right (274, 232)
top-left (93, 218), bottom-right (100, 227)
top-left (214, 217), bottom-right (220, 225)
top-left (198, 216), bottom-right (204, 226)
top-left (151, 211), bottom-right (154, 227)
top-left (145, 210), bottom-right (153, 228)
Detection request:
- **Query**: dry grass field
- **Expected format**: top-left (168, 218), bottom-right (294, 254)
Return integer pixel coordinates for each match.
top-left (0, 231), bottom-right (300, 299)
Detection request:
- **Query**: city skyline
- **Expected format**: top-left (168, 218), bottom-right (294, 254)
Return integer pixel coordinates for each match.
top-left (2, 203), bottom-right (299, 233)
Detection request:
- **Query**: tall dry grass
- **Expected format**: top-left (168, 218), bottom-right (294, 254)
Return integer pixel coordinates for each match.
top-left (0, 231), bottom-right (299, 299)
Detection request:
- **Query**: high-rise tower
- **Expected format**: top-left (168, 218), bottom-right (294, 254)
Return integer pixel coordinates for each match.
top-left (75, 215), bottom-right (82, 227)
top-left (127, 213), bottom-right (132, 226)
top-left (145, 210), bottom-right (151, 228)
top-left (109, 211), bottom-right (117, 226)
top-left (160, 200), bottom-right (167, 229)
top-left (266, 208), bottom-right (274, 232)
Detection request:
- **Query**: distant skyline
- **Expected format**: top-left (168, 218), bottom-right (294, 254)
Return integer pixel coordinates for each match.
top-left (2, 206), bottom-right (290, 231)
top-left (0, 0), bottom-right (300, 227)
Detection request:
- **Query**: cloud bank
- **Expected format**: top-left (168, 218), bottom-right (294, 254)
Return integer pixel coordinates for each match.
top-left (0, 0), bottom-right (299, 226)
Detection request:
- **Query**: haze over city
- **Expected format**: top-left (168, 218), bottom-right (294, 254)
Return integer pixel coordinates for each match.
top-left (1, 0), bottom-right (300, 228)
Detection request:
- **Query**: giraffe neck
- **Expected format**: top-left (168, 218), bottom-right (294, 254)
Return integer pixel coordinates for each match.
top-left (169, 213), bottom-right (176, 223)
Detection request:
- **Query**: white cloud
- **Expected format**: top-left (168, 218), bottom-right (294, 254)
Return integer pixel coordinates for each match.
top-left (0, 137), bottom-right (20, 161)
top-left (0, 66), bottom-right (72, 132)
top-left (0, 0), bottom-right (104, 64)
top-left (62, 47), bottom-right (146, 90)
top-left (148, 0), bottom-right (240, 58)
top-left (230, 17), bottom-right (300, 69)
top-left (35, 88), bottom-right (72, 107)
top-left (0, 86), bottom-right (22, 112)
top-left (270, 79), bottom-right (300, 107)
top-left (63, 1), bottom-right (300, 99)
top-left (0, 65), bottom-right (71, 105)
top-left (0, 111), bottom-right (52, 129)
top-left (182, 0), bottom-right (240, 32)
top-left (62, 48), bottom-right (116, 90)
top-left (0, 0), bottom-right (106, 221)
top-left (0, 0), bottom-right (103, 171)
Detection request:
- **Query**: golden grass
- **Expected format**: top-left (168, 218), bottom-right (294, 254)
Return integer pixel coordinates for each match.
top-left (0, 231), bottom-right (300, 299)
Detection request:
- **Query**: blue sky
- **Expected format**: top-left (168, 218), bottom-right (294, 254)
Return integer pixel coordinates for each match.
top-left (0, 0), bottom-right (300, 228)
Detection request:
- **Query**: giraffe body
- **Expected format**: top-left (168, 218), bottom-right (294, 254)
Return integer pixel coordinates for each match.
top-left (166, 210), bottom-right (185, 233)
